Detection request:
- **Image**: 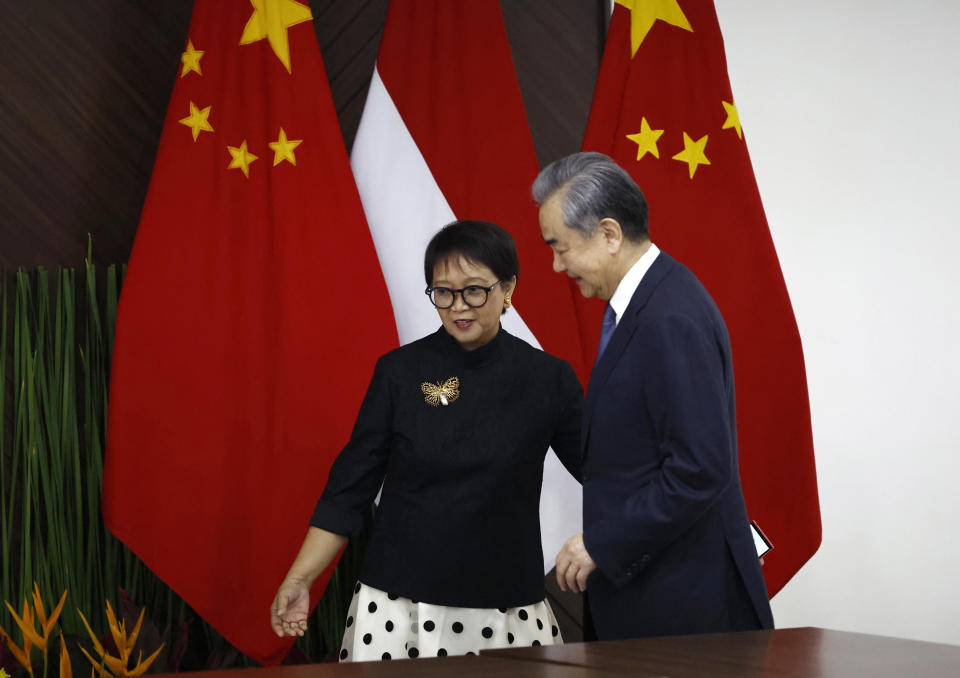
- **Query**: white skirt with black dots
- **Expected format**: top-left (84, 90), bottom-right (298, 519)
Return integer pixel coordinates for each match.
top-left (338, 582), bottom-right (562, 662)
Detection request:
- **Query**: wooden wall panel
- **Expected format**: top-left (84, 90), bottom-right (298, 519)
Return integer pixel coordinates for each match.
top-left (0, 0), bottom-right (193, 269)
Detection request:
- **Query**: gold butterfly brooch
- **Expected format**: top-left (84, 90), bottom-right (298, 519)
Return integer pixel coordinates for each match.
top-left (421, 376), bottom-right (460, 407)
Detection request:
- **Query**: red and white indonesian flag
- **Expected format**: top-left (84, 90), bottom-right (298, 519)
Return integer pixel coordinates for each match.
top-left (351, 1), bottom-right (589, 569)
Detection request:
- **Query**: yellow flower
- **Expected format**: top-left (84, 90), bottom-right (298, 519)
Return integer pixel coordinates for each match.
top-left (78, 600), bottom-right (163, 677)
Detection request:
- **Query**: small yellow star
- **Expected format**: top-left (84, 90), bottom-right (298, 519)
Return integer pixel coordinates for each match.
top-left (625, 117), bottom-right (664, 160)
top-left (227, 140), bottom-right (259, 178)
top-left (178, 101), bottom-right (214, 142)
top-left (180, 39), bottom-right (204, 78)
top-left (672, 132), bottom-right (711, 179)
top-left (268, 127), bottom-right (302, 166)
top-left (1, 667), bottom-right (11, 678)
top-left (615, 0), bottom-right (693, 57)
top-left (240, 0), bottom-right (313, 73)
top-left (722, 100), bottom-right (742, 139)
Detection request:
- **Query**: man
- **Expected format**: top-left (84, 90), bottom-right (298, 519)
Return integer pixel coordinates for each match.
top-left (534, 152), bottom-right (773, 640)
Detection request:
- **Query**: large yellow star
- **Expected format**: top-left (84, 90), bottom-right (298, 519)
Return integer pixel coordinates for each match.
top-left (625, 117), bottom-right (664, 160)
top-left (239, 0), bottom-right (313, 73)
top-left (178, 101), bottom-right (214, 141)
top-left (722, 100), bottom-right (742, 139)
top-left (268, 127), bottom-right (302, 166)
top-left (227, 140), bottom-right (259, 178)
top-left (615, 0), bottom-right (693, 57)
top-left (672, 132), bottom-right (710, 179)
top-left (180, 39), bottom-right (204, 78)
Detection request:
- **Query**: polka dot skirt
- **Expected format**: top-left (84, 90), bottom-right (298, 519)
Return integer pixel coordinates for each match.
top-left (338, 582), bottom-right (562, 662)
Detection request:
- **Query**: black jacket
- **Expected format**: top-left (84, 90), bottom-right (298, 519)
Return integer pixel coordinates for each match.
top-left (312, 326), bottom-right (582, 608)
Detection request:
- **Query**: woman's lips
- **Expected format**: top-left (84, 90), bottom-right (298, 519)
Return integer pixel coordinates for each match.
top-left (453, 319), bottom-right (475, 330)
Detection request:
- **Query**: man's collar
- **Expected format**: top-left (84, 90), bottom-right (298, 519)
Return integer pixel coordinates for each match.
top-left (608, 242), bottom-right (660, 325)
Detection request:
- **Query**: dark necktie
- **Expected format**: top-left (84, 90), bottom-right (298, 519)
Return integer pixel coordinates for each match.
top-left (595, 303), bottom-right (617, 366)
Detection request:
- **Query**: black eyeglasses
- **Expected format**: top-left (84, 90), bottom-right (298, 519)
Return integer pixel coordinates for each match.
top-left (425, 280), bottom-right (507, 309)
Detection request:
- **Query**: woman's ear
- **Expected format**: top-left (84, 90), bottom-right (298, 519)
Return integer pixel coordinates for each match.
top-left (502, 275), bottom-right (517, 313)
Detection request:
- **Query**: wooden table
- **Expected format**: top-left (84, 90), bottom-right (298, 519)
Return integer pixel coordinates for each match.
top-left (483, 627), bottom-right (960, 676)
top-left (153, 628), bottom-right (960, 677)
top-left (153, 654), bottom-right (595, 678)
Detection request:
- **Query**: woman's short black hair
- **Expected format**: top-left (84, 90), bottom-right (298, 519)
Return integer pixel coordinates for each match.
top-left (423, 220), bottom-right (519, 286)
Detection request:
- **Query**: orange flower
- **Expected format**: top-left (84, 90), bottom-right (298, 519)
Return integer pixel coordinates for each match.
top-left (1, 583), bottom-right (67, 668)
top-left (1, 599), bottom-right (36, 678)
top-left (78, 601), bottom-right (163, 677)
top-left (60, 635), bottom-right (72, 678)
top-left (32, 584), bottom-right (68, 652)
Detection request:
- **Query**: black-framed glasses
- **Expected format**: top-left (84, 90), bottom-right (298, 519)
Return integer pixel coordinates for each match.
top-left (425, 280), bottom-right (507, 309)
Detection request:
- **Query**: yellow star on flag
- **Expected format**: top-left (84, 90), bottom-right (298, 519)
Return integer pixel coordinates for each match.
top-left (227, 140), bottom-right (259, 178)
top-left (625, 117), bottom-right (664, 160)
top-left (672, 132), bottom-right (710, 179)
top-left (268, 127), bottom-right (302, 166)
top-left (178, 101), bottom-right (214, 141)
top-left (615, 0), bottom-right (693, 57)
top-left (722, 100), bottom-right (743, 139)
top-left (180, 39), bottom-right (204, 78)
top-left (240, 0), bottom-right (313, 73)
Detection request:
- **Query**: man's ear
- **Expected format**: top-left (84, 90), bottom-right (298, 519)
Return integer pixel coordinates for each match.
top-left (597, 218), bottom-right (624, 255)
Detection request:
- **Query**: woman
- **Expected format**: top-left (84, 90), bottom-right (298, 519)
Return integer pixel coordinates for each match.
top-left (270, 220), bottom-right (582, 661)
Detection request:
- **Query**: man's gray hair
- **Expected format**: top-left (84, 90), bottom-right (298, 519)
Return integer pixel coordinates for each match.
top-left (532, 152), bottom-right (649, 242)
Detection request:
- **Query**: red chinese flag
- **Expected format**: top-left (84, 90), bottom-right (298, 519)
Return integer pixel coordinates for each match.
top-left (583, 1), bottom-right (820, 595)
top-left (104, 0), bottom-right (396, 664)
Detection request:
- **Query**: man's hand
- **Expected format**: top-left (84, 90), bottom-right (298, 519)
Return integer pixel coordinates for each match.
top-left (555, 532), bottom-right (597, 593)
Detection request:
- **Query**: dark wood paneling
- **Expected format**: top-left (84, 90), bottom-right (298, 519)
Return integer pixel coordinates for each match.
top-left (502, 0), bottom-right (607, 167)
top-left (0, 0), bottom-right (193, 270)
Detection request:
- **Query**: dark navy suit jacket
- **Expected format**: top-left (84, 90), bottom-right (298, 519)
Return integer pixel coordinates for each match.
top-left (582, 250), bottom-right (774, 640)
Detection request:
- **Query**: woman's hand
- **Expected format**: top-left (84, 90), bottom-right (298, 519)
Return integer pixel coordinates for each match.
top-left (270, 578), bottom-right (310, 637)
top-left (270, 527), bottom-right (347, 636)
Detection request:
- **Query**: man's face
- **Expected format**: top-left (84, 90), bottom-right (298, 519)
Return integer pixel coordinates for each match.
top-left (538, 193), bottom-right (614, 299)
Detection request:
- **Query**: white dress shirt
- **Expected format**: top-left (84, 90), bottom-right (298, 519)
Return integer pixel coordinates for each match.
top-left (608, 242), bottom-right (660, 326)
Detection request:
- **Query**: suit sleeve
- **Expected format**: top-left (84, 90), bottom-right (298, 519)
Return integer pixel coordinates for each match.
top-left (550, 360), bottom-right (583, 483)
top-left (310, 355), bottom-right (393, 537)
top-left (584, 313), bottom-right (734, 586)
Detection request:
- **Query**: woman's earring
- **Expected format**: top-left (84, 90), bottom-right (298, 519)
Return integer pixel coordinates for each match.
top-left (504, 295), bottom-right (512, 309)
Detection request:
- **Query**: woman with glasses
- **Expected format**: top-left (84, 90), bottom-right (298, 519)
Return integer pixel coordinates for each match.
top-left (270, 220), bottom-right (582, 661)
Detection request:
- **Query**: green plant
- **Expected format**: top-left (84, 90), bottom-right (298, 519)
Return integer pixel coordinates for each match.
top-left (1, 245), bottom-right (369, 671)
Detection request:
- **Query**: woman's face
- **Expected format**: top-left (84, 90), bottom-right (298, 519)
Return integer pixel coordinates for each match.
top-left (431, 256), bottom-right (516, 351)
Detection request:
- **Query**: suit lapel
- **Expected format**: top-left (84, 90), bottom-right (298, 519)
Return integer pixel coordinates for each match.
top-left (581, 252), bottom-right (676, 453)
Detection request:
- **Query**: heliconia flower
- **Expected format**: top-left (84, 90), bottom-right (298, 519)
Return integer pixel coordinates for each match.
top-left (1, 600), bottom-right (36, 678)
top-left (2, 584), bottom-right (67, 661)
top-left (78, 602), bottom-right (164, 677)
top-left (60, 635), bottom-right (72, 678)
top-left (32, 584), bottom-right (67, 644)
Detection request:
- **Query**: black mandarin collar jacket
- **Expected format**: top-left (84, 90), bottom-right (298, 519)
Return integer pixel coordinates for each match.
top-left (311, 326), bottom-right (582, 608)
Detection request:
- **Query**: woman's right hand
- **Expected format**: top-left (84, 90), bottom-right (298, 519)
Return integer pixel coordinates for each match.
top-left (270, 578), bottom-right (310, 637)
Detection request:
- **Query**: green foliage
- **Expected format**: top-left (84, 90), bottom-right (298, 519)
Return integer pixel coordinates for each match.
top-left (0, 249), bottom-right (367, 671)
